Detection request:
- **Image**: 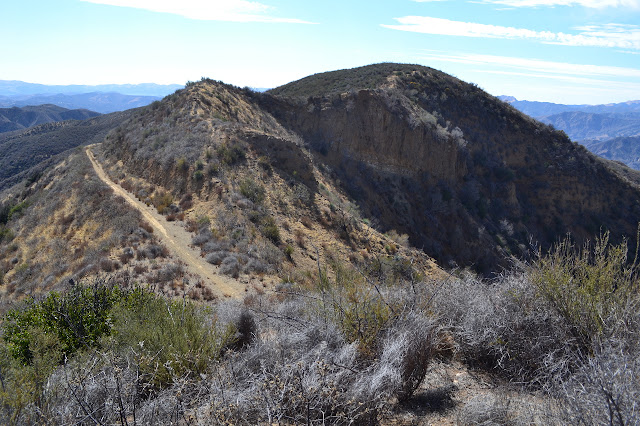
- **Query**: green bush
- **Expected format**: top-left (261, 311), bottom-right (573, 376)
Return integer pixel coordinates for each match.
top-left (260, 216), bottom-right (280, 244)
top-left (0, 226), bottom-right (14, 243)
top-left (176, 157), bottom-right (188, 172)
top-left (0, 201), bottom-right (29, 225)
top-left (0, 328), bottom-right (62, 423)
top-left (110, 290), bottom-right (233, 392)
top-left (239, 178), bottom-right (265, 204)
top-left (530, 232), bottom-right (639, 349)
top-left (152, 191), bottom-right (173, 214)
top-left (284, 244), bottom-right (294, 260)
top-left (2, 283), bottom-right (123, 365)
top-left (216, 142), bottom-right (246, 165)
top-left (0, 282), bottom-right (235, 420)
top-left (314, 261), bottom-right (392, 359)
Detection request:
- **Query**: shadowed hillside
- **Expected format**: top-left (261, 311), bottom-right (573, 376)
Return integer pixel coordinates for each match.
top-left (0, 104), bottom-right (99, 133)
top-left (261, 64), bottom-right (640, 272)
top-left (0, 110), bottom-right (134, 189)
top-left (584, 136), bottom-right (640, 170)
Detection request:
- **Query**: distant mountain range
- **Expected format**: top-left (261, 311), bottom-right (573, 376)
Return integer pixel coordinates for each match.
top-left (538, 112), bottom-right (640, 142)
top-left (0, 92), bottom-right (162, 114)
top-left (583, 136), bottom-right (640, 170)
top-left (0, 80), bottom-right (183, 97)
top-left (0, 104), bottom-right (100, 133)
top-left (0, 80), bottom-right (184, 113)
top-left (498, 97), bottom-right (640, 117)
top-left (500, 96), bottom-right (640, 170)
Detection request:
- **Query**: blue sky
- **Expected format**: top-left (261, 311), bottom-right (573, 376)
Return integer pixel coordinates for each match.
top-left (1, 0), bottom-right (639, 104)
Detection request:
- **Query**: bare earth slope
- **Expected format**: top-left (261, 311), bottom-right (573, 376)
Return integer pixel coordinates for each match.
top-left (86, 146), bottom-right (243, 297)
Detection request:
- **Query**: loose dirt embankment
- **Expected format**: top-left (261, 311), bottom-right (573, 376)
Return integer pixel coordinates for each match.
top-left (86, 146), bottom-right (243, 298)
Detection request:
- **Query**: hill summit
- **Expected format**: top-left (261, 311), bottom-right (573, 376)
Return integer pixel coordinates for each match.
top-left (99, 63), bottom-right (640, 274)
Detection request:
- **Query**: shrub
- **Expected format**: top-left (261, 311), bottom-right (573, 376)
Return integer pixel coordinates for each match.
top-left (8, 201), bottom-right (29, 221)
top-left (317, 262), bottom-right (392, 359)
top-left (179, 193), bottom-right (193, 210)
top-left (556, 339), bottom-right (640, 425)
top-left (206, 251), bottom-right (227, 265)
top-left (176, 157), bottom-right (188, 172)
top-left (294, 228), bottom-right (305, 247)
top-left (386, 229), bottom-right (410, 248)
top-left (0, 226), bottom-right (14, 243)
top-left (152, 191), bottom-right (173, 214)
top-left (216, 142), bottom-right (246, 165)
top-left (284, 244), bottom-right (294, 260)
top-left (2, 282), bottom-right (123, 364)
top-left (220, 255), bottom-right (241, 278)
top-left (260, 216), bottom-right (280, 244)
top-left (239, 178), bottom-right (265, 204)
top-left (530, 232), bottom-right (639, 351)
top-left (109, 289), bottom-right (233, 393)
top-left (432, 271), bottom-right (575, 382)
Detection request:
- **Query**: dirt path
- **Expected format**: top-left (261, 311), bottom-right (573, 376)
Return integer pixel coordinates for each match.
top-left (86, 146), bottom-right (243, 298)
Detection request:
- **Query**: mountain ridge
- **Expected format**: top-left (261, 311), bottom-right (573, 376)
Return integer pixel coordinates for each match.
top-left (0, 104), bottom-right (100, 133)
top-left (0, 80), bottom-right (183, 97)
top-left (0, 92), bottom-right (162, 114)
top-left (98, 64), bottom-right (640, 274)
top-left (499, 96), bottom-right (640, 116)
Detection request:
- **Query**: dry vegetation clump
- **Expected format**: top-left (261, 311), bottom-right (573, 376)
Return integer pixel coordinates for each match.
top-left (202, 260), bottom-right (439, 424)
top-left (1, 204), bottom-right (638, 425)
top-left (0, 257), bottom-right (441, 425)
top-left (432, 232), bottom-right (640, 424)
top-left (191, 210), bottom-right (283, 278)
top-left (0, 152), bottom-right (156, 298)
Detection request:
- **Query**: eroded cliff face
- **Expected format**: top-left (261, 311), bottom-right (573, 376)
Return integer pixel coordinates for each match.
top-left (259, 88), bottom-right (504, 271)
top-left (258, 70), bottom-right (640, 273)
top-left (282, 90), bottom-right (466, 181)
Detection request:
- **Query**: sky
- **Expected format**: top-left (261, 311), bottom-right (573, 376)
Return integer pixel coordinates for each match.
top-left (1, 0), bottom-right (639, 104)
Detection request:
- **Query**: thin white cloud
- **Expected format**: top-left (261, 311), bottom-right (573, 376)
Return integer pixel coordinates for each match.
top-left (477, 69), bottom-right (640, 91)
top-left (416, 51), bottom-right (640, 78)
top-left (406, 51), bottom-right (640, 102)
top-left (382, 16), bottom-right (640, 49)
top-left (480, 0), bottom-right (639, 8)
top-left (79, 0), bottom-right (313, 23)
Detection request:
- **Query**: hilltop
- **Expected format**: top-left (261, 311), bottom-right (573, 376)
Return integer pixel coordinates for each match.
top-left (263, 64), bottom-right (640, 272)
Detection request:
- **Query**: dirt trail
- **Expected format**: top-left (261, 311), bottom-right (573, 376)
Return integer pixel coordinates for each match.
top-left (86, 146), bottom-right (243, 298)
